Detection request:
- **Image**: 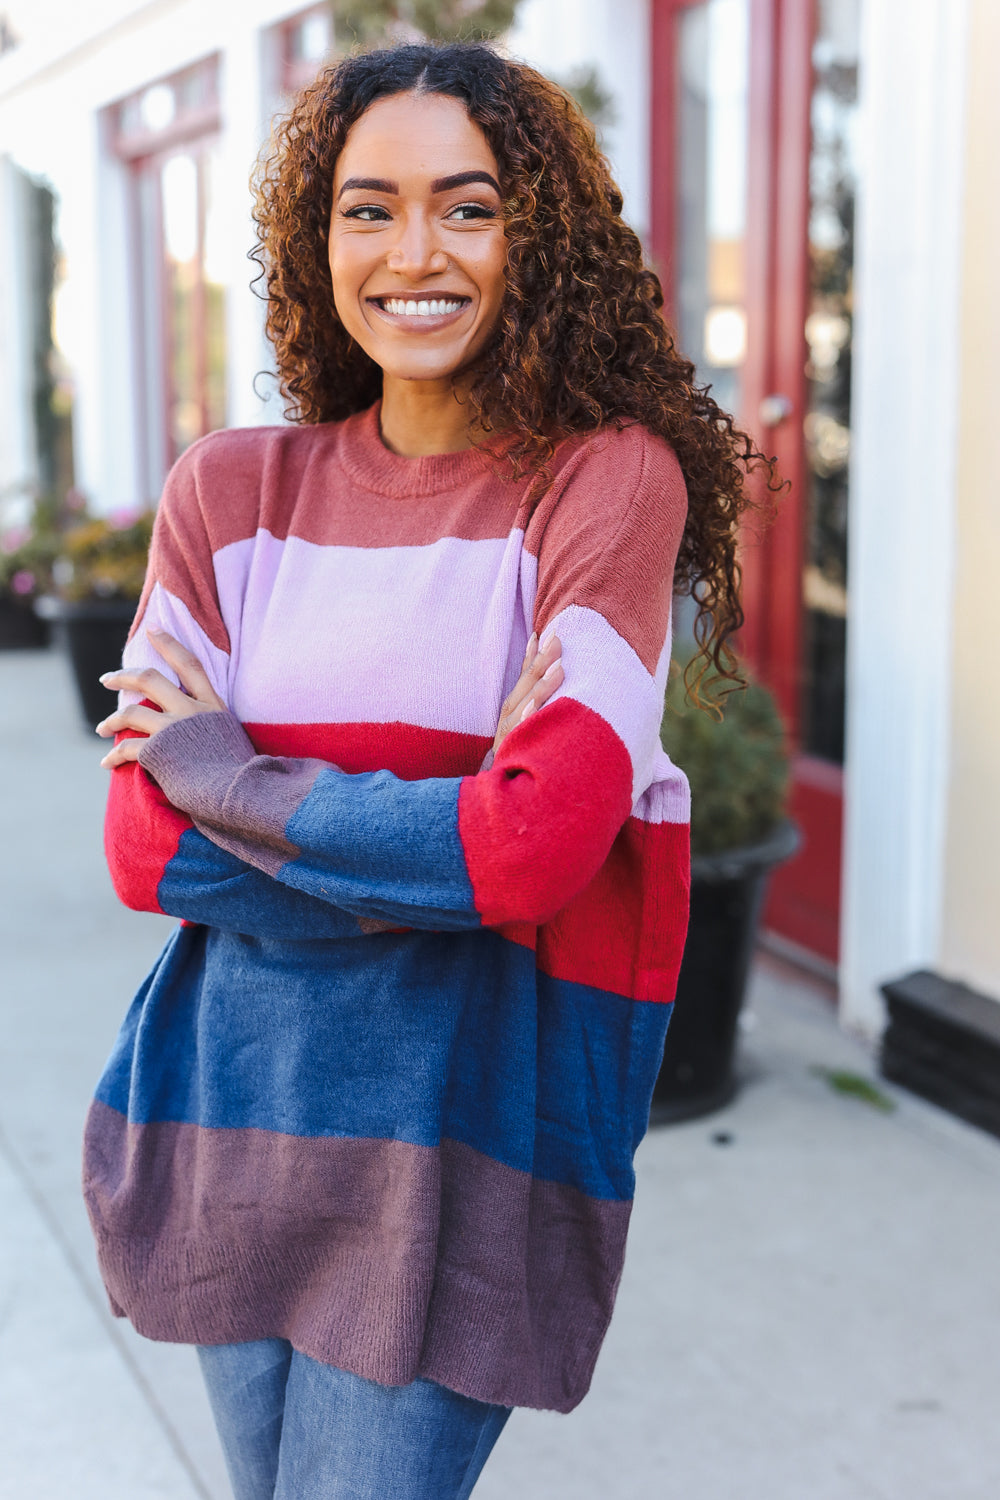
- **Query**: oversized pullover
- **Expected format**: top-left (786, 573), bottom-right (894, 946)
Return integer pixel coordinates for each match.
top-left (83, 403), bottom-right (691, 1413)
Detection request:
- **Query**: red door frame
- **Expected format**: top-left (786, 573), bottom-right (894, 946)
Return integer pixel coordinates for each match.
top-left (649, 0), bottom-right (843, 966)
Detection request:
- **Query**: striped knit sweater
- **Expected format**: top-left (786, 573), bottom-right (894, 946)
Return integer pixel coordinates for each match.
top-left (83, 402), bottom-right (691, 1414)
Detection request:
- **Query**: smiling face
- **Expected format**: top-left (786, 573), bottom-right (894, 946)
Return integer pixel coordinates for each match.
top-left (328, 91), bottom-right (508, 386)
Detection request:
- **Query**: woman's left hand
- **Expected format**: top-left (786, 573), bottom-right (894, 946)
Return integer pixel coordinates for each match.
top-left (95, 628), bottom-right (226, 769)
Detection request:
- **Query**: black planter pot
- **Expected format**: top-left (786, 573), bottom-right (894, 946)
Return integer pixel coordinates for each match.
top-left (36, 596), bottom-right (136, 729)
top-left (649, 818), bottom-right (800, 1125)
top-left (0, 595), bottom-right (51, 649)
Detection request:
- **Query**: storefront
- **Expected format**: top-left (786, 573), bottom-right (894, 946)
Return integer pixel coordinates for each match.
top-left (1, 0), bottom-right (997, 1047)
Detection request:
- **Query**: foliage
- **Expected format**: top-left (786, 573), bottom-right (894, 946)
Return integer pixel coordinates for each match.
top-left (0, 491), bottom-right (153, 606)
top-left (661, 659), bottom-right (789, 857)
top-left (556, 64), bottom-right (616, 131)
top-left (810, 1067), bottom-right (895, 1113)
top-left (0, 491), bottom-right (71, 603)
top-left (55, 509), bottom-right (155, 603)
top-left (332, 0), bottom-right (522, 45)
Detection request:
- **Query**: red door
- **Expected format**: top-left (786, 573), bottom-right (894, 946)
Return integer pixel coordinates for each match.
top-left (650, 0), bottom-right (857, 967)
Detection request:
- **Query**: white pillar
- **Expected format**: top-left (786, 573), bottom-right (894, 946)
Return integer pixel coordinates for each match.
top-left (0, 156), bottom-right (37, 519)
top-left (840, 0), bottom-right (969, 1035)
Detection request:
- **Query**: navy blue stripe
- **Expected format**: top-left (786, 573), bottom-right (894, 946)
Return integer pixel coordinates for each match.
top-left (279, 766), bottom-right (481, 930)
top-left (95, 925), bottom-right (671, 1200)
top-left (160, 827), bottom-right (365, 940)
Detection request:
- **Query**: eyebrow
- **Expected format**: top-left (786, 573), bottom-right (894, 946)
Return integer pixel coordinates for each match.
top-left (337, 170), bottom-right (502, 201)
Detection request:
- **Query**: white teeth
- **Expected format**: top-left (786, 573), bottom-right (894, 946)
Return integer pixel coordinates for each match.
top-left (380, 297), bottom-right (465, 316)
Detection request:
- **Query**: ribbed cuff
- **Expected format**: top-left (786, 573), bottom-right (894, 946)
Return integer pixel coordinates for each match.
top-left (137, 710), bottom-right (256, 822)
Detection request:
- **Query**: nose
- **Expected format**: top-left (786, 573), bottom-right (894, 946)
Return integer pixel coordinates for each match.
top-left (385, 209), bottom-right (449, 280)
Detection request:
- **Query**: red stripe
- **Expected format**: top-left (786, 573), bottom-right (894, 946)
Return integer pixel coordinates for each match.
top-left (533, 817), bottom-right (689, 1003)
top-left (104, 729), bottom-right (190, 915)
top-left (459, 698), bottom-right (635, 928)
top-left (244, 720), bottom-right (491, 781)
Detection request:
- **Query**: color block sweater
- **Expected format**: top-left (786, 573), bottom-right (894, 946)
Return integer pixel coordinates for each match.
top-left (83, 403), bottom-right (691, 1414)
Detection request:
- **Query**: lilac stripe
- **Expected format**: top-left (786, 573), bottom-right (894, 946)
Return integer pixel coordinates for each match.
top-left (120, 583), bottom-right (231, 709)
top-left (214, 530), bottom-right (528, 735)
top-left (543, 603), bottom-right (672, 802)
top-left (83, 1102), bottom-right (629, 1413)
top-left (632, 746), bottom-right (691, 825)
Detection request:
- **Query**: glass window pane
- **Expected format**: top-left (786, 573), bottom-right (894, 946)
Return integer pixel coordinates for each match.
top-left (675, 0), bottom-right (750, 420)
top-left (161, 150), bottom-right (202, 459)
top-left (801, 0), bottom-right (859, 763)
top-left (202, 146), bottom-right (228, 437)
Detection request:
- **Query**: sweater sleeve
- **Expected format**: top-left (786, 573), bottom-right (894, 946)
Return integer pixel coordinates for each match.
top-left (136, 426), bottom-right (687, 931)
top-left (104, 439), bottom-right (378, 943)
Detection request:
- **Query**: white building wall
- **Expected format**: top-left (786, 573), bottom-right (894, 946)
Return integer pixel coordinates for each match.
top-left (0, 0), bottom-right (648, 512)
top-left (839, 0), bottom-right (969, 1035)
top-left (509, 0), bottom-right (651, 239)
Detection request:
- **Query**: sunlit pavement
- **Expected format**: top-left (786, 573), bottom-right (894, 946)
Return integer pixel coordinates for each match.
top-left (3, 645), bottom-right (1000, 1500)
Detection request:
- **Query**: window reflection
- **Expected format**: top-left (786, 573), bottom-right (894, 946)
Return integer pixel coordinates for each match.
top-left (111, 58), bottom-right (227, 495)
top-left (801, 0), bottom-right (858, 764)
top-left (676, 0), bottom-right (750, 418)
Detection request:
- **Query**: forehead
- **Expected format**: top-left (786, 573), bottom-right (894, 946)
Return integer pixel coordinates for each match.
top-left (334, 92), bottom-right (498, 187)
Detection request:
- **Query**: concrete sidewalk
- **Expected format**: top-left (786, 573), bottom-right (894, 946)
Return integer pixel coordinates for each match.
top-left (3, 645), bottom-right (1000, 1500)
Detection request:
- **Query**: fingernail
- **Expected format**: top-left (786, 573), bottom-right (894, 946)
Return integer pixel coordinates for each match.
top-left (519, 699), bottom-right (536, 724)
top-left (524, 631), bottom-right (538, 663)
top-left (541, 659), bottom-right (561, 682)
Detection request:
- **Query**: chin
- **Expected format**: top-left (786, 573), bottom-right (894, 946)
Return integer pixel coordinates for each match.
top-left (380, 352), bottom-right (470, 383)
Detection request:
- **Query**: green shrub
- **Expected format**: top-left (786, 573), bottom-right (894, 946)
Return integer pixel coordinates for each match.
top-left (660, 661), bottom-right (790, 857)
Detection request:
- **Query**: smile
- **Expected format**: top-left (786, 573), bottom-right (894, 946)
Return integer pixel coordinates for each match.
top-left (369, 294), bottom-right (472, 325)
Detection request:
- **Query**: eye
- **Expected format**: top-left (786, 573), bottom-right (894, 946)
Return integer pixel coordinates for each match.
top-left (341, 204), bottom-right (391, 222)
top-left (447, 202), bottom-right (497, 222)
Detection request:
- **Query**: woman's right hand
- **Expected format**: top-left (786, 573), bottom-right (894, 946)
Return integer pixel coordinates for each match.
top-left (491, 632), bottom-right (563, 758)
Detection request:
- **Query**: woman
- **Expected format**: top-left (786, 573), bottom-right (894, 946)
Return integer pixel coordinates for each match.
top-left (88, 41), bottom-right (769, 1500)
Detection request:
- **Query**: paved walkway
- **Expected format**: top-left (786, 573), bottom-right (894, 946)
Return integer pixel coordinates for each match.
top-left (3, 645), bottom-right (1000, 1499)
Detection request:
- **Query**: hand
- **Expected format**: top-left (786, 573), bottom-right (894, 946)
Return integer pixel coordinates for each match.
top-left (95, 628), bottom-right (227, 770)
top-left (492, 631), bottom-right (563, 758)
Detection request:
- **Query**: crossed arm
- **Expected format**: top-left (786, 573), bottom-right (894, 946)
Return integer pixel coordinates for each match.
top-left (96, 626), bottom-right (563, 773)
top-left (96, 627), bottom-right (565, 938)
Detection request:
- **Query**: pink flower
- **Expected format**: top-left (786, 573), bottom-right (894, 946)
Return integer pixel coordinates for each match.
top-left (108, 506), bottom-right (141, 530)
top-left (11, 570), bottom-right (35, 595)
top-left (64, 487), bottom-right (87, 513)
top-left (1, 527), bottom-right (30, 555)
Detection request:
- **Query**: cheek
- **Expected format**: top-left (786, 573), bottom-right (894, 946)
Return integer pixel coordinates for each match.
top-left (476, 239), bottom-right (508, 314)
top-left (327, 240), bottom-right (365, 317)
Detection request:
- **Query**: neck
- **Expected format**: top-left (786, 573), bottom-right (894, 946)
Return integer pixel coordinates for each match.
top-left (378, 376), bottom-right (474, 456)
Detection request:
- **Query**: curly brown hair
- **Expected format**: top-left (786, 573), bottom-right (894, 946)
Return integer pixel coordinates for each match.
top-left (252, 42), bottom-right (779, 692)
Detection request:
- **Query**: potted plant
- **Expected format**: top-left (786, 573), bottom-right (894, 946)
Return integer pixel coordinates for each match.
top-left (36, 504), bottom-right (153, 727)
top-left (0, 493), bottom-right (63, 649)
top-left (650, 659), bottom-right (799, 1124)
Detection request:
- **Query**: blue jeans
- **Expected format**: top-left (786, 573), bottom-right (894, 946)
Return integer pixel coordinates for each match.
top-left (197, 1340), bottom-right (512, 1500)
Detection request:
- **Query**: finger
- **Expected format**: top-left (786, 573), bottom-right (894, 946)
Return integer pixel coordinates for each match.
top-left (99, 664), bottom-right (190, 713)
top-left (501, 633), bottom-right (563, 722)
top-left (95, 704), bottom-right (166, 739)
top-left (493, 639), bottom-right (564, 753)
top-left (518, 659), bottom-right (564, 722)
top-left (99, 738), bottom-right (144, 770)
top-left (146, 628), bottom-right (224, 708)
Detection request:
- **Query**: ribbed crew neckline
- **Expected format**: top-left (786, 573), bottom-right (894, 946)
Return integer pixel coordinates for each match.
top-left (337, 401), bottom-right (493, 499)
